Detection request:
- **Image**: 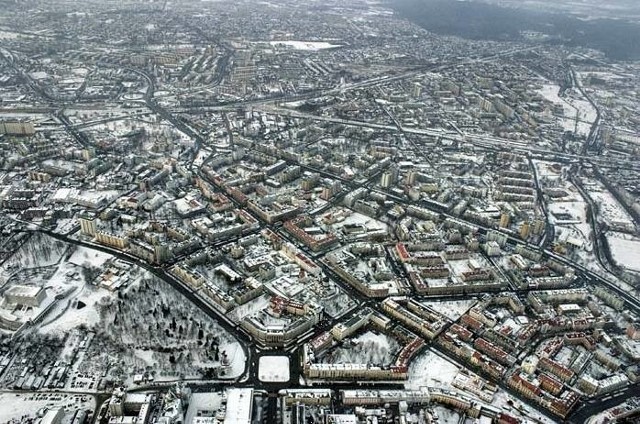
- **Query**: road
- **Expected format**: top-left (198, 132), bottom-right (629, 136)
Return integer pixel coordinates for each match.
top-left (569, 383), bottom-right (640, 423)
top-left (568, 66), bottom-right (602, 155)
top-left (528, 154), bottom-right (554, 249)
top-left (569, 167), bottom-right (616, 275)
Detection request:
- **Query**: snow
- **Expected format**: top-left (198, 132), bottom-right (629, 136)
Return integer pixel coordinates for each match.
top-left (536, 83), bottom-right (596, 137)
top-left (420, 299), bottom-right (476, 321)
top-left (406, 349), bottom-right (556, 422)
top-left (606, 232), bottom-right (640, 273)
top-left (589, 186), bottom-right (635, 228)
top-left (549, 201), bottom-right (586, 224)
top-left (571, 97), bottom-right (597, 123)
top-left (536, 84), bottom-right (577, 123)
top-left (258, 356), bottom-right (290, 382)
top-left (68, 246), bottom-right (114, 268)
top-left (59, 330), bottom-right (83, 363)
top-left (319, 331), bottom-right (400, 366)
top-left (432, 406), bottom-right (461, 424)
top-left (537, 84), bottom-right (567, 109)
top-left (405, 349), bottom-right (459, 390)
top-left (549, 200), bottom-right (594, 251)
top-left (134, 349), bottom-right (156, 367)
top-left (11, 244), bottom-right (114, 334)
top-left (185, 392), bottom-right (224, 424)
top-left (38, 285), bottom-right (108, 335)
top-left (193, 148), bottom-right (213, 168)
top-left (268, 41), bottom-right (342, 51)
top-left (326, 209), bottom-right (389, 235)
top-left (491, 389), bottom-right (556, 424)
top-left (229, 294), bottom-right (271, 321)
top-left (0, 30), bottom-right (20, 40)
top-left (223, 341), bottom-right (247, 379)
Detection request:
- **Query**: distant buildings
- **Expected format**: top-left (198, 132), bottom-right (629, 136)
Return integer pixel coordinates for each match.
top-left (0, 121), bottom-right (35, 136)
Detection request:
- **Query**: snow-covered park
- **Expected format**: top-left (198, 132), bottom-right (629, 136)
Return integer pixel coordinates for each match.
top-left (258, 356), bottom-right (290, 383)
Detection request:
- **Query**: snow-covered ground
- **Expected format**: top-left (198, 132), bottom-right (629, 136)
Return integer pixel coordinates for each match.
top-left (68, 246), bottom-right (114, 269)
top-left (0, 30), bottom-right (20, 40)
top-left (258, 356), bottom-right (290, 382)
top-left (321, 331), bottom-right (400, 366)
top-left (32, 246), bottom-right (116, 334)
top-left (407, 350), bottom-right (556, 423)
top-left (536, 83), bottom-right (596, 137)
top-left (102, 276), bottom-right (247, 381)
top-left (38, 284), bottom-right (107, 334)
top-left (185, 392), bottom-right (224, 424)
top-left (537, 84), bottom-right (574, 117)
top-left (587, 184), bottom-right (635, 229)
top-left (533, 160), bottom-right (564, 182)
top-left (7, 238), bottom-right (248, 384)
top-left (606, 232), bottom-right (640, 273)
top-left (221, 341), bottom-right (246, 379)
top-left (549, 201), bottom-right (586, 224)
top-left (268, 41), bottom-right (342, 51)
top-left (421, 299), bottom-right (476, 321)
top-left (193, 148), bottom-right (213, 168)
top-left (405, 349), bottom-right (459, 390)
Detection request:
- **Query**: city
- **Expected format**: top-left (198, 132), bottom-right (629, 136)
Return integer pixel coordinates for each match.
top-left (0, 0), bottom-right (640, 423)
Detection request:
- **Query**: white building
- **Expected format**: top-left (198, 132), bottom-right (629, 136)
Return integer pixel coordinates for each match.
top-left (224, 388), bottom-right (253, 424)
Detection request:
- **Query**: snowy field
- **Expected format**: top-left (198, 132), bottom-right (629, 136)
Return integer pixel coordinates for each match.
top-left (537, 84), bottom-right (574, 117)
top-left (34, 246), bottom-right (116, 334)
top-left (405, 349), bottom-right (459, 389)
top-left (258, 356), bottom-right (290, 382)
top-left (38, 283), bottom-right (107, 335)
top-left (185, 392), bottom-right (224, 423)
top-left (268, 41), bottom-right (342, 51)
top-left (588, 185), bottom-right (635, 229)
top-left (68, 246), bottom-right (114, 269)
top-left (420, 299), bottom-right (476, 321)
top-left (533, 160), bottom-right (563, 181)
top-left (536, 83), bottom-right (596, 137)
top-left (548, 201), bottom-right (586, 225)
top-left (406, 349), bottom-right (556, 423)
top-left (606, 232), bottom-right (640, 273)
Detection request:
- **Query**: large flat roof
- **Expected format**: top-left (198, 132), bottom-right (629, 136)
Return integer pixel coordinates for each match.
top-left (224, 388), bottom-right (253, 424)
top-left (5, 285), bottom-right (43, 298)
